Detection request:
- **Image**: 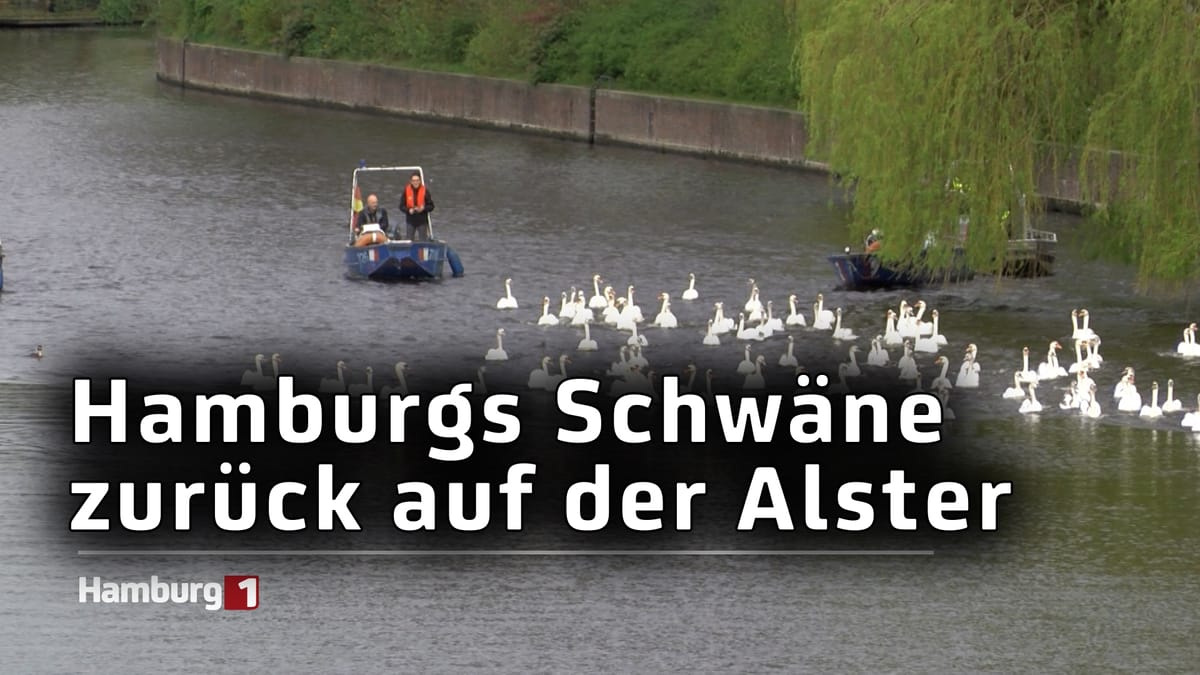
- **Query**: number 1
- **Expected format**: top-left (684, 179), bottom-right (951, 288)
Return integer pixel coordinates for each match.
top-left (237, 577), bottom-right (258, 609)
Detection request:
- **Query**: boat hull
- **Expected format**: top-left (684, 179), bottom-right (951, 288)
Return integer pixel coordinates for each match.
top-left (828, 251), bottom-right (974, 291)
top-left (344, 241), bottom-right (448, 281)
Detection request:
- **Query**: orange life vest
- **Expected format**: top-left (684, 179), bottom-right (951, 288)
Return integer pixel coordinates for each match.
top-left (354, 230), bottom-right (387, 247)
top-left (404, 184), bottom-right (426, 210)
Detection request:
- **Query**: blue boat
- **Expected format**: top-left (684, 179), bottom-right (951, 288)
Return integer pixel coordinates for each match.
top-left (343, 164), bottom-right (464, 281)
top-left (828, 248), bottom-right (973, 291)
top-left (344, 239), bottom-right (461, 280)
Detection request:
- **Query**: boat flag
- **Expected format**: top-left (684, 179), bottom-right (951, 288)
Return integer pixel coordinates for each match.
top-left (350, 183), bottom-right (363, 232)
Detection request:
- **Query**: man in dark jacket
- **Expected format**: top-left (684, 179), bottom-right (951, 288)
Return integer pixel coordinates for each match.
top-left (354, 194), bottom-right (389, 234)
top-left (400, 172), bottom-right (435, 241)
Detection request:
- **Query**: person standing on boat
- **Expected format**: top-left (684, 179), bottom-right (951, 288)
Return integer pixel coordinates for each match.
top-left (400, 172), bottom-right (435, 241)
top-left (354, 194), bottom-right (389, 234)
top-left (865, 229), bottom-right (882, 252)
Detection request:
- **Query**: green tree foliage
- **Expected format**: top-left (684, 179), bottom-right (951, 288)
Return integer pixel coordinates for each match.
top-left (97, 0), bottom-right (153, 24)
top-left (796, 0), bottom-right (1200, 288)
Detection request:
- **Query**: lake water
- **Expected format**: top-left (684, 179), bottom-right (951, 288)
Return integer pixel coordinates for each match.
top-left (0, 28), bottom-right (1197, 672)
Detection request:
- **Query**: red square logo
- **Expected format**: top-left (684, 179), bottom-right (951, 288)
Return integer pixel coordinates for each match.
top-left (223, 575), bottom-right (259, 610)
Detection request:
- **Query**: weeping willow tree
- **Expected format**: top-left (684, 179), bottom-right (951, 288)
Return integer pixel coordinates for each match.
top-left (1080, 1), bottom-right (1200, 288)
top-left (794, 0), bottom-right (1200, 289)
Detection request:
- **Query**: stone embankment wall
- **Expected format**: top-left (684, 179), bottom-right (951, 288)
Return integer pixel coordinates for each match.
top-left (156, 39), bottom-right (1091, 211)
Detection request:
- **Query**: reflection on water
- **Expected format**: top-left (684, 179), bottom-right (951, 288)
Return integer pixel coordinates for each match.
top-left (0, 28), bottom-right (1198, 672)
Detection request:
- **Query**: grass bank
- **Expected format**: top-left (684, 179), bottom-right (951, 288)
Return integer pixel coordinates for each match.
top-left (151, 0), bottom-right (800, 108)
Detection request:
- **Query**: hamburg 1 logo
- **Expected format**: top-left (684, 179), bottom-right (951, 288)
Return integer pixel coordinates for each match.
top-left (79, 575), bottom-right (259, 611)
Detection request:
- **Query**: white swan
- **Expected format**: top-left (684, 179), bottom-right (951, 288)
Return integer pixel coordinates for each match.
top-left (1067, 339), bottom-right (1092, 373)
top-left (544, 354), bottom-right (570, 391)
top-left (744, 280), bottom-right (764, 316)
top-left (1177, 323), bottom-right (1200, 356)
top-left (1113, 368), bottom-right (1135, 400)
top-left (577, 320), bottom-right (598, 351)
top-left (778, 335), bottom-right (799, 368)
top-left (1078, 308), bottom-right (1099, 341)
top-left (528, 356), bottom-right (552, 389)
top-left (955, 344), bottom-right (980, 388)
top-left (743, 355), bottom-right (766, 390)
top-left (1181, 394), bottom-right (1200, 428)
top-left (736, 314), bottom-right (764, 341)
top-left (912, 300), bottom-right (934, 336)
top-left (682, 273), bottom-right (699, 301)
top-left (709, 303), bottom-right (728, 335)
top-left (1037, 341), bottom-right (1068, 380)
top-left (714, 301), bottom-right (735, 333)
top-left (570, 295), bottom-right (594, 325)
top-left (931, 355), bottom-right (952, 390)
top-left (755, 314), bottom-right (775, 339)
top-left (764, 301), bottom-right (784, 333)
top-left (241, 353), bottom-right (267, 387)
top-left (558, 290), bottom-right (576, 320)
top-left (538, 296), bottom-right (559, 326)
top-left (1070, 309), bottom-right (1093, 341)
top-left (737, 345), bottom-right (756, 375)
top-left (897, 341), bottom-right (918, 381)
top-left (1081, 383), bottom-right (1101, 418)
top-left (867, 336), bottom-right (890, 367)
top-left (496, 278), bottom-right (518, 309)
top-left (785, 294), bottom-right (807, 326)
top-left (844, 345), bottom-right (863, 377)
top-left (588, 274), bottom-right (608, 309)
top-left (1019, 382), bottom-right (1043, 414)
top-left (485, 328), bottom-right (508, 361)
top-left (348, 366), bottom-right (375, 395)
top-left (914, 309), bottom-right (946, 352)
top-left (703, 319), bottom-right (721, 346)
top-left (829, 363), bottom-right (851, 395)
top-left (812, 293), bottom-right (834, 330)
top-left (380, 362), bottom-right (409, 397)
top-left (1075, 368), bottom-right (1095, 400)
top-left (883, 309), bottom-right (903, 347)
top-left (1117, 376), bottom-right (1142, 412)
top-left (318, 360), bottom-right (348, 393)
top-left (1084, 337), bottom-right (1103, 368)
top-left (654, 293), bottom-right (678, 328)
top-left (937, 384), bottom-right (956, 421)
top-left (1060, 379), bottom-right (1078, 410)
top-left (252, 353), bottom-right (283, 392)
top-left (897, 300), bottom-right (920, 340)
top-left (615, 297), bottom-right (636, 331)
top-left (1016, 346), bottom-right (1039, 384)
top-left (1162, 379), bottom-right (1182, 413)
top-left (628, 343), bottom-right (649, 368)
top-left (626, 320), bottom-right (648, 347)
top-left (606, 346), bottom-right (630, 378)
top-left (1140, 381), bottom-right (1163, 418)
top-left (625, 285), bottom-right (644, 323)
top-left (603, 288), bottom-right (621, 325)
top-left (831, 307), bottom-right (857, 341)
top-left (1002, 373), bottom-right (1025, 399)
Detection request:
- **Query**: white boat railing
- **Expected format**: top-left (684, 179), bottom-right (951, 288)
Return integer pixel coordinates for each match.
top-left (350, 164), bottom-right (434, 240)
top-left (1014, 227), bottom-right (1057, 243)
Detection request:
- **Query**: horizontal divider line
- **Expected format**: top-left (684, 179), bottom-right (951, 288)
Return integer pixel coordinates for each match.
top-left (77, 549), bottom-right (934, 557)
